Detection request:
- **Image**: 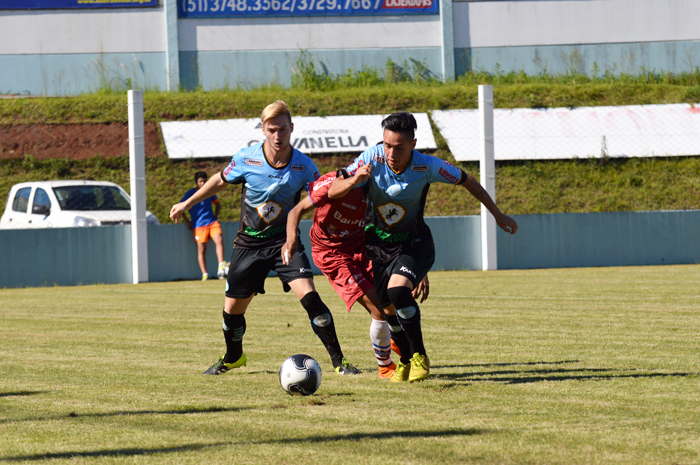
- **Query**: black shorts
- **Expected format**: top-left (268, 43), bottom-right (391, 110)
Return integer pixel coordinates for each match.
top-left (225, 243), bottom-right (314, 299)
top-left (366, 240), bottom-right (435, 308)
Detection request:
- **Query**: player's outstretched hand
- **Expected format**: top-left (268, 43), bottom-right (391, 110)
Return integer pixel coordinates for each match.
top-left (169, 202), bottom-right (187, 223)
top-left (496, 213), bottom-right (518, 235)
top-left (412, 274), bottom-right (430, 303)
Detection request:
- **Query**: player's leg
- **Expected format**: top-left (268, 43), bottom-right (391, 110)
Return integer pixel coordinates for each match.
top-left (197, 241), bottom-right (208, 279)
top-left (203, 247), bottom-right (271, 375)
top-left (355, 289), bottom-right (395, 379)
top-left (212, 233), bottom-right (227, 279)
top-left (279, 245), bottom-right (360, 375)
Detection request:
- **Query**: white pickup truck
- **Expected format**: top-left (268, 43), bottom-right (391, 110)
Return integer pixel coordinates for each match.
top-left (0, 180), bottom-right (160, 229)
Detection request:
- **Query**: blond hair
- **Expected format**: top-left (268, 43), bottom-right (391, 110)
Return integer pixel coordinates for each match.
top-left (261, 100), bottom-right (292, 125)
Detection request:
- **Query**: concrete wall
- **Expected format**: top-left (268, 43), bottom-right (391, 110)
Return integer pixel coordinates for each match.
top-left (3, 0), bottom-right (699, 95)
top-left (453, 0), bottom-right (700, 76)
top-left (1, 210), bottom-right (698, 289)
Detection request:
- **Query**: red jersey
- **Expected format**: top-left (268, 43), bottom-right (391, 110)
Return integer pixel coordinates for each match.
top-left (308, 172), bottom-right (367, 252)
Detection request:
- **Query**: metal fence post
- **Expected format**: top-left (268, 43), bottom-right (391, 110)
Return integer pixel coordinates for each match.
top-left (128, 90), bottom-right (149, 283)
top-left (479, 84), bottom-right (497, 270)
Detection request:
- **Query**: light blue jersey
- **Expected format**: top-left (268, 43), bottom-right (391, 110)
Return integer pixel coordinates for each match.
top-left (345, 145), bottom-right (465, 244)
top-left (222, 142), bottom-right (320, 248)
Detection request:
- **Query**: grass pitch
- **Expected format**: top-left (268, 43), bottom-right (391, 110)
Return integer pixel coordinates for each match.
top-left (1, 266), bottom-right (699, 464)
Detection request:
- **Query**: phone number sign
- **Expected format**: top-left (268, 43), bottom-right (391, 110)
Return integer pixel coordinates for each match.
top-left (179, 0), bottom-right (437, 17)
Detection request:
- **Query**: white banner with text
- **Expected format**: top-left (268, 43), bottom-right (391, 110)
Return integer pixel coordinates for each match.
top-left (161, 113), bottom-right (437, 159)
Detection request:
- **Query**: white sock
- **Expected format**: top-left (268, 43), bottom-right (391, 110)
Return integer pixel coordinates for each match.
top-left (370, 318), bottom-right (392, 367)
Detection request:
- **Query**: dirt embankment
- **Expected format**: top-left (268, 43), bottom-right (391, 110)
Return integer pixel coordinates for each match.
top-left (0, 123), bottom-right (164, 160)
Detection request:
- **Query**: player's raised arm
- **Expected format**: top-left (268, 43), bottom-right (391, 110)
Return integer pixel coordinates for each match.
top-left (328, 164), bottom-right (372, 199)
top-left (461, 173), bottom-right (519, 234)
top-left (170, 172), bottom-right (228, 223)
top-left (282, 196), bottom-right (316, 265)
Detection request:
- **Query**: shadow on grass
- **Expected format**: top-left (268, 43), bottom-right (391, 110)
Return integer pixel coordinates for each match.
top-left (0, 429), bottom-right (487, 461)
top-left (436, 366), bottom-right (694, 385)
top-left (432, 360), bottom-right (580, 369)
top-left (0, 442), bottom-right (232, 462)
top-left (0, 406), bottom-right (252, 425)
top-left (0, 391), bottom-right (50, 398)
top-left (251, 428), bottom-right (489, 445)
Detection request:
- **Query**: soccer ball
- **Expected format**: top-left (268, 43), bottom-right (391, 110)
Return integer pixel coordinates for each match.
top-left (279, 354), bottom-right (322, 396)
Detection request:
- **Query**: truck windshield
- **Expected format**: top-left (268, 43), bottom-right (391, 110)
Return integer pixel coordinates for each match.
top-left (53, 186), bottom-right (131, 211)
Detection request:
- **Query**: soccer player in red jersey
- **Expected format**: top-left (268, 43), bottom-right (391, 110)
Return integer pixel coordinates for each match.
top-left (283, 166), bottom-right (428, 379)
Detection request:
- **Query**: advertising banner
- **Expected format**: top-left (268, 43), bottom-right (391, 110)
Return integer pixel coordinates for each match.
top-left (0, 0), bottom-right (157, 8)
top-left (432, 104), bottom-right (700, 161)
top-left (178, 0), bottom-right (437, 17)
top-left (161, 113), bottom-right (437, 159)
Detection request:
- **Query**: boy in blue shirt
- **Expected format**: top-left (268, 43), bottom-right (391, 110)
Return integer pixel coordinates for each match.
top-left (181, 172), bottom-right (228, 280)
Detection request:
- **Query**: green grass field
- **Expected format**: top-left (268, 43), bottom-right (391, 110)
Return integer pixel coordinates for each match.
top-left (1, 266), bottom-right (699, 464)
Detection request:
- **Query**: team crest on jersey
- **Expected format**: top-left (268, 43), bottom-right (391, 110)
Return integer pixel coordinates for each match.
top-left (290, 164), bottom-right (305, 172)
top-left (245, 158), bottom-right (263, 166)
top-left (257, 201), bottom-right (282, 224)
top-left (412, 164), bottom-right (429, 172)
top-left (377, 202), bottom-right (406, 226)
top-left (374, 155), bottom-right (386, 164)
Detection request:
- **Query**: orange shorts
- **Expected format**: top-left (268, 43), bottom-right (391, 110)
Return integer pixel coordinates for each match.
top-left (193, 221), bottom-right (222, 244)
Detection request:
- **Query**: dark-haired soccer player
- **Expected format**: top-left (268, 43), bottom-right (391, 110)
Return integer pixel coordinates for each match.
top-left (283, 168), bottom-right (429, 380)
top-left (330, 111), bottom-right (518, 382)
top-left (170, 100), bottom-right (361, 376)
top-left (180, 171), bottom-right (228, 281)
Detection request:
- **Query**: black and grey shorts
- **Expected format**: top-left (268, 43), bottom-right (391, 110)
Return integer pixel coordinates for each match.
top-left (225, 243), bottom-right (314, 299)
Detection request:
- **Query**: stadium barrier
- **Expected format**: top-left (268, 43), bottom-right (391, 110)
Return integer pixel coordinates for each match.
top-left (1, 211), bottom-right (699, 289)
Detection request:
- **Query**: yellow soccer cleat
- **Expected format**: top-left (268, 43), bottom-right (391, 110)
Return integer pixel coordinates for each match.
top-left (390, 361), bottom-right (410, 382)
top-left (408, 353), bottom-right (430, 382)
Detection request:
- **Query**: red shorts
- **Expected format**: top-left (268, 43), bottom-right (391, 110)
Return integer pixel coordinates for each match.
top-left (312, 246), bottom-right (374, 312)
top-left (193, 221), bottom-right (222, 244)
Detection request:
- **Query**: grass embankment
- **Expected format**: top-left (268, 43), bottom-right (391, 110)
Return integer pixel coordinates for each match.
top-left (2, 78), bottom-right (700, 222)
top-left (1, 266), bottom-right (699, 463)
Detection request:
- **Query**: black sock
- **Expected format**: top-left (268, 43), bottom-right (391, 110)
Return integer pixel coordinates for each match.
top-left (300, 291), bottom-right (344, 367)
top-left (386, 313), bottom-right (412, 365)
top-left (222, 310), bottom-right (246, 364)
top-left (387, 287), bottom-right (426, 357)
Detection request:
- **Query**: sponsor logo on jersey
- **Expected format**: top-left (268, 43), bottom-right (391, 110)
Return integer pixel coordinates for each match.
top-left (341, 202), bottom-right (357, 210)
top-left (400, 266), bottom-right (417, 278)
top-left (439, 167), bottom-right (459, 184)
top-left (245, 158), bottom-right (263, 166)
top-left (374, 155), bottom-right (386, 164)
top-left (290, 164), bottom-right (305, 172)
top-left (256, 201), bottom-right (282, 224)
top-left (312, 177), bottom-right (335, 191)
top-left (224, 163), bottom-right (234, 176)
top-left (268, 174), bottom-right (283, 180)
top-left (377, 202), bottom-right (406, 226)
top-left (412, 164), bottom-right (429, 172)
top-left (348, 160), bottom-right (365, 176)
top-left (383, 0), bottom-right (432, 8)
top-left (333, 210), bottom-right (363, 227)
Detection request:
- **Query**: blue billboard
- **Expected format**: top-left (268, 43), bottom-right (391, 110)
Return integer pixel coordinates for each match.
top-left (0, 0), bottom-right (157, 8)
top-left (178, 0), bottom-right (437, 17)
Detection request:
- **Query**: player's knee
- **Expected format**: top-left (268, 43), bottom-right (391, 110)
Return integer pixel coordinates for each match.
top-left (387, 286), bottom-right (418, 320)
top-left (300, 291), bottom-right (332, 323)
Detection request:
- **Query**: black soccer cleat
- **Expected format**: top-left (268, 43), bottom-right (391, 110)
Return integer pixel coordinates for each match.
top-left (335, 357), bottom-right (361, 375)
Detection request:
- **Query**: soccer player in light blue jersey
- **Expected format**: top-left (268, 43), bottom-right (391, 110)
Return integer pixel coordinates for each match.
top-left (170, 101), bottom-right (361, 376)
top-left (330, 111), bottom-right (518, 382)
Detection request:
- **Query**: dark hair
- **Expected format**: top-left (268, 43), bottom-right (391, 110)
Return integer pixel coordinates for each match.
top-left (381, 112), bottom-right (417, 140)
top-left (194, 171), bottom-right (208, 182)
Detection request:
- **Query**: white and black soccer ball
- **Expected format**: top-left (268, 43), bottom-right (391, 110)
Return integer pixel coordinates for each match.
top-left (279, 354), bottom-right (322, 396)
